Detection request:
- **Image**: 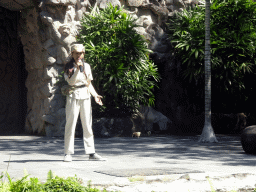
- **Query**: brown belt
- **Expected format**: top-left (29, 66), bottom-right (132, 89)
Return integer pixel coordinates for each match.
top-left (74, 85), bottom-right (86, 88)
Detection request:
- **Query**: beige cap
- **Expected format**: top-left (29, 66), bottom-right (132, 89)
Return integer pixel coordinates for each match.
top-left (71, 44), bottom-right (85, 53)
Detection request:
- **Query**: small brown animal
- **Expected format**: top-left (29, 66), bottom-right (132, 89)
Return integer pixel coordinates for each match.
top-left (132, 132), bottom-right (141, 138)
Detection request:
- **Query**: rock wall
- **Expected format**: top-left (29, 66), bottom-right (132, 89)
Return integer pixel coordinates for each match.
top-left (0, 0), bottom-right (34, 11)
top-left (17, 0), bottom-right (82, 136)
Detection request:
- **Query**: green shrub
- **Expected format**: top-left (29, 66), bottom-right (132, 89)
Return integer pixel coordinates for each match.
top-left (0, 171), bottom-right (45, 192)
top-left (168, 0), bottom-right (256, 112)
top-left (0, 170), bottom-right (102, 192)
top-left (76, 3), bottom-right (160, 117)
top-left (44, 176), bottom-right (88, 192)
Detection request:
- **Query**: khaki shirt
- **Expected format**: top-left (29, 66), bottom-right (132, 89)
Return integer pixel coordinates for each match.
top-left (64, 62), bottom-right (97, 99)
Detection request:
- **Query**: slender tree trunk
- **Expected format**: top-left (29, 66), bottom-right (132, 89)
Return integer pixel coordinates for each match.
top-left (198, 0), bottom-right (218, 143)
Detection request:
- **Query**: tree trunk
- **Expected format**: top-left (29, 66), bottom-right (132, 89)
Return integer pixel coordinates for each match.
top-left (198, 0), bottom-right (218, 143)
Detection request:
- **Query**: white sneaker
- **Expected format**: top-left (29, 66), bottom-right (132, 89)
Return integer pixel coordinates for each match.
top-left (64, 154), bottom-right (72, 162)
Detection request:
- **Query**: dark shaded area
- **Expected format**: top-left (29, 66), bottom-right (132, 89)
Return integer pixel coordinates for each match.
top-left (0, 7), bottom-right (27, 135)
top-left (152, 50), bottom-right (255, 135)
top-left (17, 32), bottom-right (28, 135)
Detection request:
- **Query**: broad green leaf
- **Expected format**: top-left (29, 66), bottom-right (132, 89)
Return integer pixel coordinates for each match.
top-left (195, 50), bottom-right (198, 58)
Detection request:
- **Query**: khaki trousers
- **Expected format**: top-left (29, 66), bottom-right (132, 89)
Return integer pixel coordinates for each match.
top-left (64, 96), bottom-right (95, 155)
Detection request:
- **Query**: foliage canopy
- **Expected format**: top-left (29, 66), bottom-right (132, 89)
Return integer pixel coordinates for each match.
top-left (168, 0), bottom-right (256, 112)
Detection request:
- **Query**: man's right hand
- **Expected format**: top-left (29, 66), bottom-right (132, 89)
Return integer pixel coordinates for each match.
top-left (69, 68), bottom-right (74, 73)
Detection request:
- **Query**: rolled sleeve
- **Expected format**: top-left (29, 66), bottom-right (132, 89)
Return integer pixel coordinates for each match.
top-left (88, 83), bottom-right (98, 97)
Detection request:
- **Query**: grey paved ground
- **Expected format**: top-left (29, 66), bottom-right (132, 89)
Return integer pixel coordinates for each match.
top-left (1, 134), bottom-right (256, 191)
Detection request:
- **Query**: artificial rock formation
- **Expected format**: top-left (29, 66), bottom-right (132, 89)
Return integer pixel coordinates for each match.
top-left (19, 0), bottom-right (86, 135)
top-left (241, 125), bottom-right (256, 154)
top-left (0, 0), bottom-right (34, 11)
top-left (0, 0), bottom-right (198, 136)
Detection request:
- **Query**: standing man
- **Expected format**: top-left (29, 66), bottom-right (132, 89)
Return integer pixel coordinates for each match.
top-left (63, 44), bottom-right (106, 162)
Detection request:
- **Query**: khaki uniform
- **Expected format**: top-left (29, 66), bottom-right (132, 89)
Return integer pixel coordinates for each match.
top-left (64, 62), bottom-right (98, 155)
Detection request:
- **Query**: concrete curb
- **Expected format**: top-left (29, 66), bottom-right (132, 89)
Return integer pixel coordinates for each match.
top-left (95, 173), bottom-right (256, 192)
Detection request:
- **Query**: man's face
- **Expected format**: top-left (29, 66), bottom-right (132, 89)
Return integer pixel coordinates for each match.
top-left (72, 51), bottom-right (85, 63)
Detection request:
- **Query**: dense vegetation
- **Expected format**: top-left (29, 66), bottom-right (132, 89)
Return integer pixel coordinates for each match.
top-left (168, 0), bottom-right (256, 113)
top-left (76, 4), bottom-right (160, 117)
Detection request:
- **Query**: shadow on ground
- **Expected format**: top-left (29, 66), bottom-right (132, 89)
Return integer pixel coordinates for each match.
top-left (1, 134), bottom-right (254, 168)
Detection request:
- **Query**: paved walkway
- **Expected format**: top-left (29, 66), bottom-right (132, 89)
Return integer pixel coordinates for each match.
top-left (1, 134), bottom-right (256, 191)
